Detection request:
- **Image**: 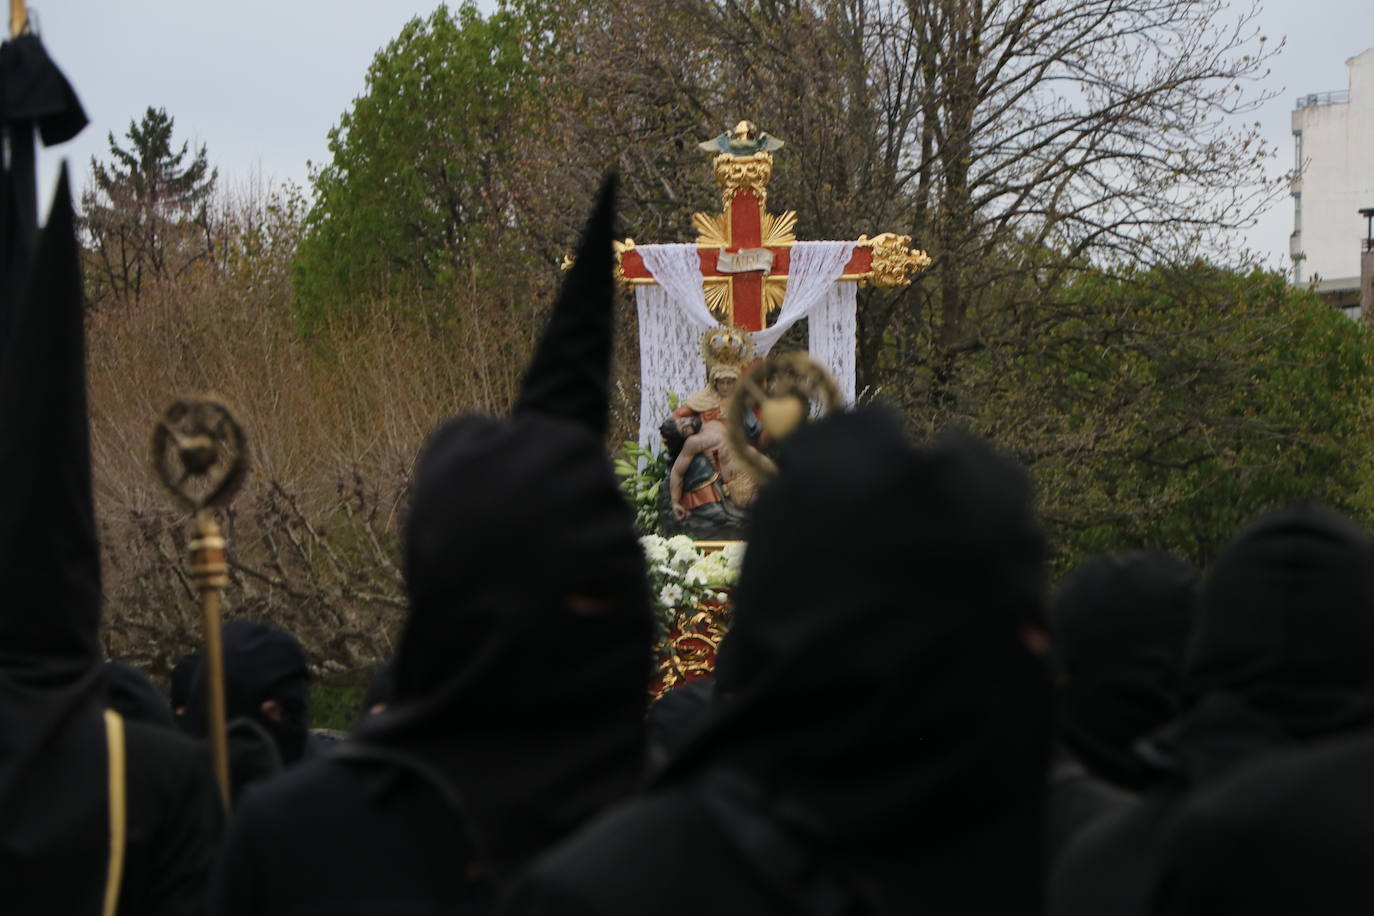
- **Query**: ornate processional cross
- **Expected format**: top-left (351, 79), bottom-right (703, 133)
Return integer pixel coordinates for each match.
top-left (615, 121), bottom-right (929, 332)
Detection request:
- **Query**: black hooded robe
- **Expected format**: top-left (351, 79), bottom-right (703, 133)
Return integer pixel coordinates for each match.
top-left (1153, 728), bottom-right (1374, 915)
top-left (1044, 552), bottom-right (1198, 860)
top-left (1050, 504), bottom-right (1374, 916)
top-left (0, 167), bottom-right (222, 914)
top-left (501, 412), bottom-right (1054, 916)
top-left (211, 176), bottom-right (654, 915)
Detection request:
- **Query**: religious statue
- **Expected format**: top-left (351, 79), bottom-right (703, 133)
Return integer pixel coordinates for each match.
top-left (617, 119), bottom-right (930, 456)
top-left (659, 327), bottom-right (770, 538)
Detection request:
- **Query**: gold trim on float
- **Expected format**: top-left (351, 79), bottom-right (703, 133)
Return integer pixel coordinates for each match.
top-left (102, 709), bottom-right (127, 916)
top-left (856, 233), bottom-right (933, 288)
top-left (712, 151), bottom-right (774, 206)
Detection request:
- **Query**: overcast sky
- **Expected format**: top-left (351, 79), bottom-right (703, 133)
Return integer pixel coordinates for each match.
top-left (28, 0), bottom-right (1373, 271)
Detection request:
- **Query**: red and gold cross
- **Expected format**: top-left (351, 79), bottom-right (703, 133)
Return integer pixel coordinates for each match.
top-left (615, 122), bottom-right (929, 333)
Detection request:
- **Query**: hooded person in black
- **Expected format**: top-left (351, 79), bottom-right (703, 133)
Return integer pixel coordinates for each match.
top-left (1044, 552), bottom-right (1197, 857)
top-left (182, 619), bottom-right (312, 800)
top-left (502, 411), bottom-right (1054, 916)
top-left (0, 168), bottom-right (222, 915)
top-left (1153, 726), bottom-right (1374, 916)
top-left (1052, 552), bottom-right (1198, 790)
top-left (106, 661), bottom-right (178, 729)
top-left (211, 174), bottom-right (654, 916)
top-left (1051, 503), bottom-right (1374, 916)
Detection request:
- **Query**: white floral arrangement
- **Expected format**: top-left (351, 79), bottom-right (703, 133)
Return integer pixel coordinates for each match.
top-left (640, 534), bottom-right (745, 628)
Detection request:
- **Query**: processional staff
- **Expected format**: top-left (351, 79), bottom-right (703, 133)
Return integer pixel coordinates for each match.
top-left (10, 0), bottom-right (26, 38)
top-left (152, 398), bottom-right (250, 809)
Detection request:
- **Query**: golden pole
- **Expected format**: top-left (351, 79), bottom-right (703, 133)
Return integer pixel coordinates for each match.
top-left (9, 0), bottom-right (25, 38)
top-left (152, 397), bottom-right (250, 812)
top-left (190, 512), bottom-right (232, 807)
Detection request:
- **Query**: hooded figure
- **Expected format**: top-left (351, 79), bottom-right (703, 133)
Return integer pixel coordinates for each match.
top-left (1044, 553), bottom-right (1197, 860)
top-left (0, 162), bottom-right (112, 915)
top-left (503, 411), bottom-right (1054, 916)
top-left (105, 661), bottom-right (177, 730)
top-left (1051, 552), bottom-right (1198, 790)
top-left (1154, 727), bottom-right (1374, 916)
top-left (182, 619), bottom-right (313, 792)
top-left (212, 174), bottom-right (653, 916)
top-left (0, 169), bottom-right (221, 914)
top-left (1051, 504), bottom-right (1374, 916)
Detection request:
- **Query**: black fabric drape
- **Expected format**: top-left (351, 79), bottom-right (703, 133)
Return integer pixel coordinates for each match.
top-left (0, 33), bottom-right (85, 353)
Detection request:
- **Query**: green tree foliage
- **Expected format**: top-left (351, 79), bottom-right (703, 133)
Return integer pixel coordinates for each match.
top-left (938, 264), bottom-right (1374, 570)
top-left (294, 4), bottom-right (539, 325)
top-left (81, 106), bottom-right (218, 307)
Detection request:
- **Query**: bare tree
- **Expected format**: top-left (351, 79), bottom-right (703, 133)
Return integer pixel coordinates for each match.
top-left (516, 0), bottom-right (1278, 383)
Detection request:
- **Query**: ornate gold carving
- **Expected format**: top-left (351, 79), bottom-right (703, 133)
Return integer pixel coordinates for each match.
top-left (713, 151), bottom-right (774, 205)
top-left (610, 238), bottom-right (636, 291)
top-left (656, 603), bottom-right (731, 695)
top-left (857, 233), bottom-right (931, 289)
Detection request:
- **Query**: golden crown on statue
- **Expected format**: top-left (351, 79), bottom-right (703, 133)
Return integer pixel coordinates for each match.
top-left (701, 325), bottom-right (756, 375)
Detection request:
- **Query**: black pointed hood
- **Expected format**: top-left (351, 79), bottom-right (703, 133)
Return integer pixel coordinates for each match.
top-left (0, 167), bottom-right (110, 913)
top-left (513, 173), bottom-right (617, 438)
top-left (0, 164), bottom-right (101, 673)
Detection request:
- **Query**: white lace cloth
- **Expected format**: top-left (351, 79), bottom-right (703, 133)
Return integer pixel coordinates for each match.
top-left (635, 240), bottom-right (857, 450)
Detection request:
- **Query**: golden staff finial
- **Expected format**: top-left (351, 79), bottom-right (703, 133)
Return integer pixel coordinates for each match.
top-left (726, 352), bottom-right (842, 483)
top-left (9, 0), bottom-right (26, 38)
top-left (151, 396), bottom-right (250, 809)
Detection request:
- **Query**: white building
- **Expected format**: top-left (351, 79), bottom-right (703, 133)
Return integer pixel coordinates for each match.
top-left (1291, 47), bottom-right (1374, 309)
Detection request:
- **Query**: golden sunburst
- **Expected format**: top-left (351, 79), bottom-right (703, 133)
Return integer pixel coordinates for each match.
top-left (693, 211), bottom-right (730, 247)
top-left (703, 278), bottom-right (732, 322)
top-left (761, 211), bottom-right (797, 247)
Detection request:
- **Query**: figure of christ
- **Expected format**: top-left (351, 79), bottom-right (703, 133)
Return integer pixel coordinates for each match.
top-left (665, 412), bottom-right (773, 527)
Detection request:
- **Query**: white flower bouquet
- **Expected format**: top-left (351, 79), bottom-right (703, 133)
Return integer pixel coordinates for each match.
top-left (640, 534), bottom-right (745, 630)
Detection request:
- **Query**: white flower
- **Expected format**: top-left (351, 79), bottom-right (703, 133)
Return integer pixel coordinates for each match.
top-left (671, 544), bottom-right (700, 567)
top-left (687, 557), bottom-right (727, 586)
top-left (666, 534), bottom-right (695, 551)
top-left (659, 583), bottom-right (684, 607)
top-left (640, 537), bottom-right (669, 564)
